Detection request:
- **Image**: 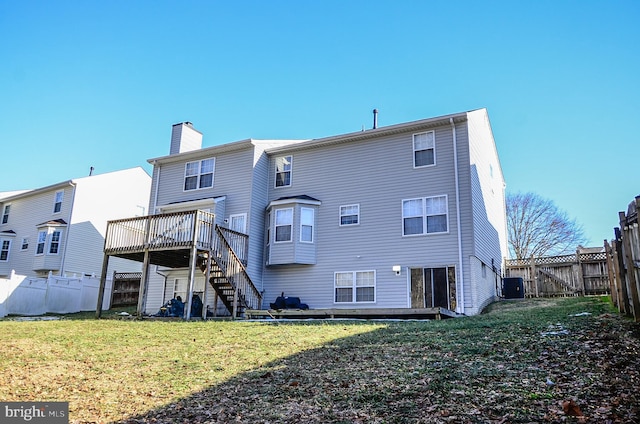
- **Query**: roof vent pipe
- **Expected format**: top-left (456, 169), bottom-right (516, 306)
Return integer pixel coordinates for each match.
top-left (372, 108), bottom-right (378, 129)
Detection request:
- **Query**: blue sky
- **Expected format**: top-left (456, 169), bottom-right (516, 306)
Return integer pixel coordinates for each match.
top-left (1, 0), bottom-right (638, 246)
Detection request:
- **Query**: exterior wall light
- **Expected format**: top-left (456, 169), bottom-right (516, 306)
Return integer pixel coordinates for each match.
top-left (392, 265), bottom-right (401, 276)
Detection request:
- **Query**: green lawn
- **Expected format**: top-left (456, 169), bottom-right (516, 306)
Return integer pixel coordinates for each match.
top-left (1, 297), bottom-right (638, 423)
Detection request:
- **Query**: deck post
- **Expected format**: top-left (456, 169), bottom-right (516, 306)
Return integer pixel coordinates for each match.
top-left (135, 216), bottom-right (153, 319)
top-left (184, 245), bottom-right (198, 320)
top-left (184, 213), bottom-right (200, 320)
top-left (136, 249), bottom-right (150, 319)
top-left (95, 254), bottom-right (110, 318)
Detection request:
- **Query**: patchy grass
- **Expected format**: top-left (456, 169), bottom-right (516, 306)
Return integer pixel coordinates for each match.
top-left (1, 297), bottom-right (638, 423)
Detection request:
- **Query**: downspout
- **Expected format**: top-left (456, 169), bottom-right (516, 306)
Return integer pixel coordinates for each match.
top-left (59, 181), bottom-right (77, 276)
top-left (450, 118), bottom-right (465, 314)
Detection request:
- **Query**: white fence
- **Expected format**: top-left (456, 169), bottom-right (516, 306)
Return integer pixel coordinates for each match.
top-left (0, 271), bottom-right (112, 318)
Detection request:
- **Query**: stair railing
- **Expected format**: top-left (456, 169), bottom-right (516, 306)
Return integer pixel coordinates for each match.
top-left (211, 225), bottom-right (262, 313)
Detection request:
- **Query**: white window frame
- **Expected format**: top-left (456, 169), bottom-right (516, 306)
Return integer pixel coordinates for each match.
top-left (413, 131), bottom-right (436, 168)
top-left (402, 195), bottom-right (449, 236)
top-left (21, 238), bottom-right (29, 251)
top-left (0, 238), bottom-right (11, 261)
top-left (300, 207), bottom-right (314, 243)
top-left (53, 190), bottom-right (64, 214)
top-left (334, 270), bottom-right (376, 303)
top-left (49, 230), bottom-right (62, 255)
top-left (36, 230), bottom-right (47, 255)
top-left (275, 155), bottom-right (292, 188)
top-left (229, 213), bottom-right (247, 233)
top-left (184, 158), bottom-right (215, 191)
top-left (339, 204), bottom-right (360, 226)
top-left (1, 204), bottom-right (10, 224)
top-left (274, 208), bottom-right (293, 243)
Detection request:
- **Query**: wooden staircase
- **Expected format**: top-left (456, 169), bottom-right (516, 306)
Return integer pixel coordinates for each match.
top-left (198, 225), bottom-right (262, 318)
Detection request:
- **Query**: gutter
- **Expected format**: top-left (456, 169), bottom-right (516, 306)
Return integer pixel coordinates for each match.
top-left (450, 117), bottom-right (465, 314)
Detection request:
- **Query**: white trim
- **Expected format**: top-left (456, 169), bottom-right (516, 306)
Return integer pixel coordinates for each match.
top-left (0, 238), bottom-right (11, 262)
top-left (268, 197), bottom-right (321, 208)
top-left (20, 237), bottom-right (29, 251)
top-left (1, 203), bottom-right (10, 225)
top-left (157, 196), bottom-right (225, 214)
top-left (48, 229), bottom-right (63, 255)
top-left (274, 207), bottom-right (293, 243)
top-left (333, 270), bottom-right (376, 304)
top-left (412, 130), bottom-right (436, 168)
top-left (401, 195), bottom-right (449, 236)
top-left (339, 204), bottom-right (360, 226)
top-left (450, 117), bottom-right (465, 314)
top-left (300, 207), bottom-right (314, 243)
top-left (183, 157), bottom-right (215, 192)
top-left (274, 155), bottom-right (293, 188)
top-left (53, 190), bottom-right (64, 214)
top-left (35, 230), bottom-right (47, 256)
top-left (229, 213), bottom-right (247, 233)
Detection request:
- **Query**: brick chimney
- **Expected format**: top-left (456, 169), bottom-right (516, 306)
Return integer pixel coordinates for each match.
top-left (170, 122), bottom-right (203, 155)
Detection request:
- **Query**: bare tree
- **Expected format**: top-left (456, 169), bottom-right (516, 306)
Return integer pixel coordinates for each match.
top-left (507, 192), bottom-right (586, 259)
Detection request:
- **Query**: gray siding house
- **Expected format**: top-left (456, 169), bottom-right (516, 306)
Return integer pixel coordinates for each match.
top-left (100, 109), bottom-right (507, 318)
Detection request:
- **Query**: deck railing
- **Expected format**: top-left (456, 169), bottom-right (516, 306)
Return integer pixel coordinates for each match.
top-left (105, 210), bottom-right (217, 254)
top-left (212, 225), bottom-right (261, 311)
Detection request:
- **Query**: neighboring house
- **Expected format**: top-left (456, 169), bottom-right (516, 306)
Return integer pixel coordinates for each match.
top-left (101, 109), bottom-right (507, 318)
top-left (0, 168), bottom-right (151, 280)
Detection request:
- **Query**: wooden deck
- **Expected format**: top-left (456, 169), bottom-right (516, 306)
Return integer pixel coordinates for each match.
top-left (100, 210), bottom-right (261, 318)
top-left (245, 307), bottom-right (460, 320)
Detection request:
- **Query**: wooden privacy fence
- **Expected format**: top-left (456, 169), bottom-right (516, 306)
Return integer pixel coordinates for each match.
top-left (505, 249), bottom-right (610, 298)
top-left (605, 195), bottom-right (640, 322)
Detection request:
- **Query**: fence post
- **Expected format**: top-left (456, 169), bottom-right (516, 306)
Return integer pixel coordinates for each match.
top-left (619, 211), bottom-right (640, 322)
top-left (604, 239), bottom-right (619, 309)
top-left (530, 256), bottom-right (538, 297)
top-left (614, 227), bottom-right (630, 315)
top-left (575, 249), bottom-right (584, 295)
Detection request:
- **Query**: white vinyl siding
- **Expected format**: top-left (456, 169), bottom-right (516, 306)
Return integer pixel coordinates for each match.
top-left (402, 195), bottom-right (448, 236)
top-left (413, 131), bottom-right (435, 167)
top-left (300, 207), bottom-right (314, 242)
top-left (275, 155), bottom-right (292, 187)
top-left (184, 158), bottom-right (215, 191)
top-left (339, 204), bottom-right (359, 226)
top-left (274, 208), bottom-right (293, 242)
top-left (53, 191), bottom-right (64, 213)
top-left (334, 270), bottom-right (375, 303)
